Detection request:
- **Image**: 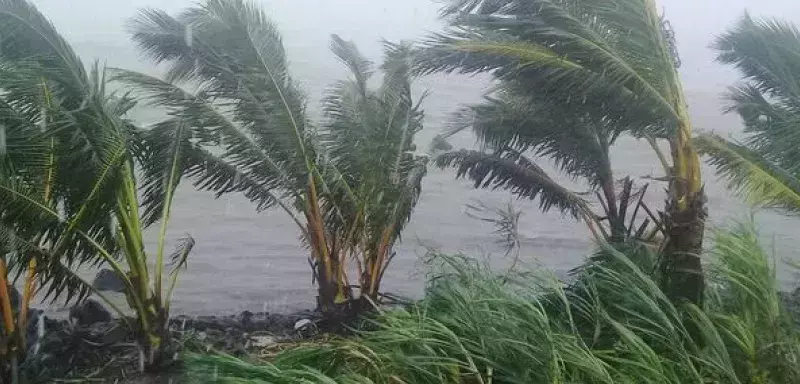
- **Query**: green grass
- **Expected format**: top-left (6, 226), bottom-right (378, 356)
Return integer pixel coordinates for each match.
top-left (188, 222), bottom-right (800, 383)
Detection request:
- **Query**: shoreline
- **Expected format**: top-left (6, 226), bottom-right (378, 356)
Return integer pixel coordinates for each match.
top-left (14, 285), bottom-right (799, 383)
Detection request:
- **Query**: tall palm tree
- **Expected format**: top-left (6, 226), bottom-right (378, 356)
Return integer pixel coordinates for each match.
top-left (0, 0), bottom-right (194, 374)
top-left (117, 0), bottom-right (427, 315)
top-left (697, 15), bottom-right (800, 213)
top-left (417, 0), bottom-right (706, 304)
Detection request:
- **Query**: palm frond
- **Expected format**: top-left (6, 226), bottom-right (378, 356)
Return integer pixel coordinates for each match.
top-left (714, 16), bottom-right (800, 176)
top-left (696, 133), bottom-right (800, 213)
top-left (436, 149), bottom-right (590, 218)
top-left (451, 88), bottom-right (615, 188)
top-left (166, 235), bottom-right (195, 309)
top-left (715, 14), bottom-right (800, 100)
top-left (111, 69), bottom-right (297, 213)
top-left (417, 0), bottom-right (684, 135)
top-left (330, 34), bottom-right (373, 95)
top-left (129, 0), bottom-right (313, 182)
top-left (0, 0), bottom-right (89, 99)
top-left (0, 179), bottom-right (117, 303)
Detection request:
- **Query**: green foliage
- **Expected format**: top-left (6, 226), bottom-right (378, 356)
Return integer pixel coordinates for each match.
top-left (0, 0), bottom-right (135, 302)
top-left (699, 15), bottom-right (800, 214)
top-left (435, 149), bottom-right (591, 219)
top-left (189, 224), bottom-right (800, 383)
top-left (417, 0), bottom-right (704, 250)
top-left (696, 133), bottom-right (800, 213)
top-left (122, 0), bottom-right (429, 307)
top-left (0, 0), bottom-right (196, 372)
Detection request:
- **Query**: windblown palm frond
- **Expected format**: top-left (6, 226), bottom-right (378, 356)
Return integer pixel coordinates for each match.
top-left (110, 70), bottom-right (288, 220)
top-left (704, 15), bottom-right (800, 213)
top-left (433, 67), bottom-right (636, 240)
top-left (122, 0), bottom-right (322, 231)
top-left (417, 0), bottom-right (684, 137)
top-left (697, 134), bottom-right (800, 214)
top-left (129, 0), bottom-right (312, 183)
top-left (449, 88), bottom-right (617, 188)
top-left (436, 149), bottom-right (590, 219)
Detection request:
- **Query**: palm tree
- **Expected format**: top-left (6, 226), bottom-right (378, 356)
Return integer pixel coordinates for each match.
top-left (417, 0), bottom-right (706, 304)
top-left (0, 0), bottom-right (194, 374)
top-left (435, 85), bottom-right (660, 244)
top-left (0, 69), bottom-right (58, 383)
top-left (116, 0), bottom-right (427, 316)
top-left (697, 15), bottom-right (800, 213)
top-left (320, 38), bottom-right (428, 304)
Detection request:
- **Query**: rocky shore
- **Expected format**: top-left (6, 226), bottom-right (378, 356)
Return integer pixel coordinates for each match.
top-left (17, 300), bottom-right (321, 383)
top-left (8, 284), bottom-right (798, 383)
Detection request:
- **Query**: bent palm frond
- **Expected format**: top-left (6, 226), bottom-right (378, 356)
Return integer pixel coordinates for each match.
top-left (417, 0), bottom-right (685, 137)
top-left (696, 133), bottom-right (800, 213)
top-left (709, 15), bottom-right (800, 214)
top-left (715, 15), bottom-right (800, 176)
top-left (129, 0), bottom-right (312, 181)
top-left (436, 149), bottom-right (590, 219)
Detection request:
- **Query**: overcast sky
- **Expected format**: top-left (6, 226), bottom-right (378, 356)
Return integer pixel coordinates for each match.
top-left (29, 0), bottom-right (800, 92)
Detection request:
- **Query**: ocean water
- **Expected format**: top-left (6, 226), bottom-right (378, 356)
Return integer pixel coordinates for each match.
top-left (31, 0), bottom-right (799, 315)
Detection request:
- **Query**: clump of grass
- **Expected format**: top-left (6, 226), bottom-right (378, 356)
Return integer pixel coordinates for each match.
top-left (188, 223), bottom-right (800, 383)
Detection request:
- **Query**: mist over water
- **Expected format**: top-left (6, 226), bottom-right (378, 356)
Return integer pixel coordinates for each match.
top-left (30, 0), bottom-right (800, 315)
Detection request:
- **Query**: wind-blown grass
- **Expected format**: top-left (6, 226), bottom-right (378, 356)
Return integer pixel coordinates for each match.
top-left (188, 223), bottom-right (800, 383)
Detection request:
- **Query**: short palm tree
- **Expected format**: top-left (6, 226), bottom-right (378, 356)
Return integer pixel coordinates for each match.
top-left (417, 0), bottom-right (706, 304)
top-left (320, 38), bottom-right (428, 304)
top-left (697, 15), bottom-right (800, 213)
top-left (0, 66), bottom-right (59, 382)
top-left (117, 0), bottom-right (427, 316)
top-left (0, 0), bottom-right (194, 374)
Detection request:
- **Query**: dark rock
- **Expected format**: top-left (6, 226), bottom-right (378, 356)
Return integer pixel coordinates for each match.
top-left (171, 315), bottom-right (193, 332)
top-left (92, 269), bottom-right (126, 293)
top-left (239, 310), bottom-right (254, 328)
top-left (429, 135), bottom-right (453, 152)
top-left (69, 299), bottom-right (112, 326)
top-left (193, 316), bottom-right (220, 331)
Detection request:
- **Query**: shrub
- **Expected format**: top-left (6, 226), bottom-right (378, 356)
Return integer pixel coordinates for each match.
top-left (189, 223), bottom-right (800, 383)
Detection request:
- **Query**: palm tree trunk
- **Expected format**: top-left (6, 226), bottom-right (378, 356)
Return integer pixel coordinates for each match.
top-left (663, 114), bottom-right (707, 305)
top-left (315, 256), bottom-right (340, 312)
top-left (662, 192), bottom-right (706, 305)
top-left (0, 258), bottom-right (19, 384)
top-left (137, 307), bottom-right (169, 372)
top-left (17, 259), bottom-right (36, 351)
top-left (601, 180), bottom-right (628, 243)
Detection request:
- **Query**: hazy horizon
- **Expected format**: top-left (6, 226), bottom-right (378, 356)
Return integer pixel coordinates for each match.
top-left (30, 0), bottom-right (800, 93)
